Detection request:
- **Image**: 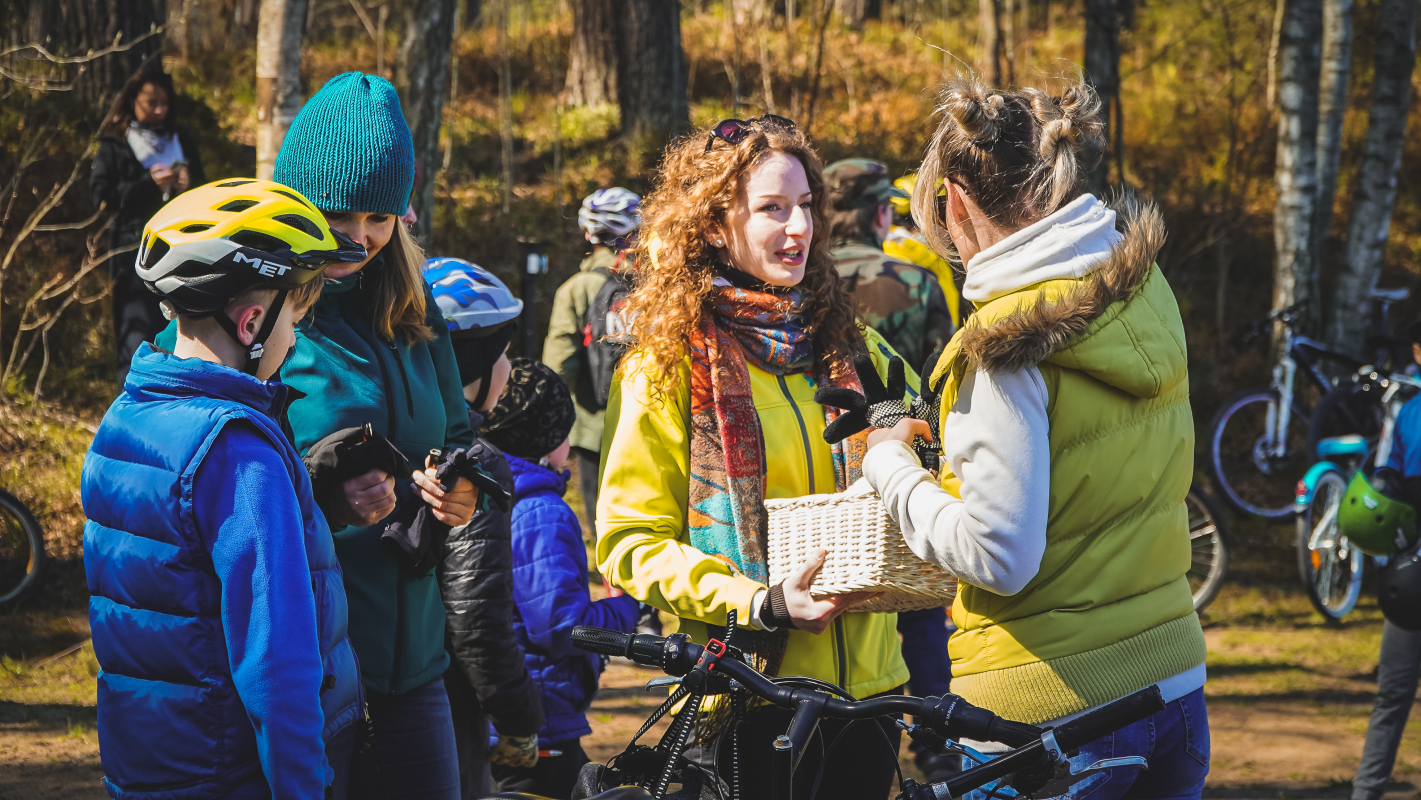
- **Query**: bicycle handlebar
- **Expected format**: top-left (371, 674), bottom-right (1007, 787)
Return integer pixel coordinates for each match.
top-left (572, 626), bottom-right (1166, 797)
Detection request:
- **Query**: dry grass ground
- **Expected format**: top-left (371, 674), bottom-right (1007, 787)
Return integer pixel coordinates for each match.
top-left (2, 422), bottom-right (1420, 798)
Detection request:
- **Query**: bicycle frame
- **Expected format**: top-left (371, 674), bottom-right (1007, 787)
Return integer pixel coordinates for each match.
top-left (1262, 331), bottom-right (1356, 460)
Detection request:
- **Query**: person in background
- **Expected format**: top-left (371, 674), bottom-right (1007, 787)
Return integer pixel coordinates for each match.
top-left (883, 173), bottom-right (966, 329)
top-left (824, 157), bottom-right (959, 783)
top-left (826, 158), bottom-right (954, 370)
top-left (426, 258), bottom-right (544, 800)
top-left (1348, 319), bottom-right (1421, 800)
top-left (83, 181), bottom-right (364, 800)
top-left (542, 188), bottom-right (641, 527)
top-left (91, 67), bottom-right (206, 384)
top-left (481, 359), bottom-right (640, 799)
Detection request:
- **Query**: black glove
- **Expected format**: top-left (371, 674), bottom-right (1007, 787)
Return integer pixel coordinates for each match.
top-left (910, 345), bottom-right (948, 471)
top-left (303, 423), bottom-right (413, 523)
top-left (815, 353), bottom-right (912, 445)
top-left (381, 445), bottom-right (512, 578)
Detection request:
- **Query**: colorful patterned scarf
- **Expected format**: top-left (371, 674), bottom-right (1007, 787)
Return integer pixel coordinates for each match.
top-left (687, 278), bottom-right (867, 679)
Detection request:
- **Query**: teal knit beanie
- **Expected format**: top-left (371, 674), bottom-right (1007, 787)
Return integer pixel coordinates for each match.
top-left (274, 72), bottom-right (415, 217)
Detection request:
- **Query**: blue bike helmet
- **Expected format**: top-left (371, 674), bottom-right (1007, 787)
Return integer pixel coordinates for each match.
top-left (425, 257), bottom-right (522, 407)
top-left (424, 257), bottom-right (523, 336)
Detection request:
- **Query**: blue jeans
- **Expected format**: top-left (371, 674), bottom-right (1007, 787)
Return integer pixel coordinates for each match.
top-left (350, 676), bottom-right (461, 800)
top-left (897, 607), bottom-right (953, 699)
top-left (965, 688), bottom-right (1209, 800)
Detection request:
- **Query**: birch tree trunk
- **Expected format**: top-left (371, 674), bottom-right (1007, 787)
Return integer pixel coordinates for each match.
top-left (256, 0), bottom-right (309, 181)
top-left (1271, 0), bottom-right (1323, 339)
top-left (565, 0), bottom-right (618, 106)
top-left (979, 0), bottom-right (1002, 85)
top-left (1084, 0), bottom-right (1118, 195)
top-left (1328, 0), bottom-right (1418, 355)
top-left (395, 0), bottom-right (459, 241)
top-left (1311, 0), bottom-right (1354, 267)
top-left (618, 0), bottom-right (689, 150)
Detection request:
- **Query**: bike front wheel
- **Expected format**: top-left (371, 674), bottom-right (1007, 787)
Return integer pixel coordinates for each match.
top-left (1296, 470), bottom-right (1364, 623)
top-left (0, 489), bottom-right (45, 610)
top-left (1208, 389), bottom-right (1311, 520)
top-left (1186, 485), bottom-right (1232, 613)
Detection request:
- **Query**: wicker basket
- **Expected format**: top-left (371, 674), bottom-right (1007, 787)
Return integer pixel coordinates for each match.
top-left (765, 479), bottom-right (957, 613)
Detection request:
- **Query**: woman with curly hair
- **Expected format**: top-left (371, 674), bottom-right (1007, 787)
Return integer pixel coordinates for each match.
top-left (865, 75), bottom-right (1208, 798)
top-left (595, 117), bottom-right (910, 800)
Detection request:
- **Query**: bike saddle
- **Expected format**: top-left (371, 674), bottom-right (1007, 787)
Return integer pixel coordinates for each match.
top-left (1317, 435), bottom-right (1370, 457)
top-left (490, 789), bottom-right (652, 800)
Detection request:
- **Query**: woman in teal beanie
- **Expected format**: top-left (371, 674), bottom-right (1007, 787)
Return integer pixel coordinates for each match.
top-left (274, 72), bottom-right (478, 800)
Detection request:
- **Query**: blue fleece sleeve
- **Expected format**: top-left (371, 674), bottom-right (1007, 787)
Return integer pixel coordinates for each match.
top-left (193, 422), bottom-right (328, 800)
top-left (512, 501), bottom-right (639, 660)
top-left (1387, 397), bottom-right (1421, 476)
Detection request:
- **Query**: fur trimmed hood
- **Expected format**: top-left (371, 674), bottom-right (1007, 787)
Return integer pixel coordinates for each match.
top-left (960, 194), bottom-right (1182, 395)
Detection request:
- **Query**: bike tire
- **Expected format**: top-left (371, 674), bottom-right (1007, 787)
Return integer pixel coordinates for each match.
top-left (0, 488), bottom-right (45, 611)
top-left (1295, 469), bottom-right (1364, 624)
top-left (1207, 389), bottom-right (1311, 520)
top-left (1305, 382), bottom-right (1385, 461)
top-left (1186, 484), bottom-right (1232, 614)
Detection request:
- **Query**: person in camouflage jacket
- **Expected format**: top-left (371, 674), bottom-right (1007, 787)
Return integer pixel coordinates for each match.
top-left (826, 159), bottom-right (955, 368)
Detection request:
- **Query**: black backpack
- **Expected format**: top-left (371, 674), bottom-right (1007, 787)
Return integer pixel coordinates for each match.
top-left (584, 260), bottom-right (635, 410)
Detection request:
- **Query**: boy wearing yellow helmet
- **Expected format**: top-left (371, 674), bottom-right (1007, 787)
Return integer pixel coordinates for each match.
top-left (82, 179), bottom-right (369, 800)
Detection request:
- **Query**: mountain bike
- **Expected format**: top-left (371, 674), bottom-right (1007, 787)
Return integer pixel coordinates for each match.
top-left (0, 488), bottom-right (45, 611)
top-left (1186, 484), bottom-right (1232, 613)
top-left (1207, 291), bottom-right (1410, 521)
top-left (1293, 372), bottom-right (1421, 623)
top-left (561, 612), bottom-right (1166, 800)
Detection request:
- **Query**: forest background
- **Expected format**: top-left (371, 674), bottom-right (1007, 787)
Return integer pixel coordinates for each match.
top-left (0, 0), bottom-right (1418, 600)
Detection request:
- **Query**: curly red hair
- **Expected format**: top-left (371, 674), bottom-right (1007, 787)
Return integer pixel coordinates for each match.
top-left (623, 121), bottom-right (864, 395)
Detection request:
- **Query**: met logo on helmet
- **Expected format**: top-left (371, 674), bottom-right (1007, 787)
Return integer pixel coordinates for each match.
top-left (233, 251), bottom-right (293, 278)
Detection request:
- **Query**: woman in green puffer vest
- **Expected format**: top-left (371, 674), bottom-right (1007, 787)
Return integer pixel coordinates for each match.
top-left (864, 76), bottom-right (1209, 799)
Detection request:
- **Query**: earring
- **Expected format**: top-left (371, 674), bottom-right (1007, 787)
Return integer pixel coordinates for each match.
top-left (714, 239), bottom-right (724, 247)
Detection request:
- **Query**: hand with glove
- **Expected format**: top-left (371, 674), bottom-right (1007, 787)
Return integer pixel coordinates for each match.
top-left (488, 733), bottom-right (539, 768)
top-left (814, 351), bottom-right (940, 468)
top-left (303, 423), bottom-right (412, 528)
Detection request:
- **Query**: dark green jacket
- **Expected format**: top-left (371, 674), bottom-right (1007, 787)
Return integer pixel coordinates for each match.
top-left (156, 257), bottom-right (474, 695)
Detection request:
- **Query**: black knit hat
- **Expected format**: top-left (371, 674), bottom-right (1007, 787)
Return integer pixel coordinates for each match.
top-left (481, 358), bottom-right (576, 460)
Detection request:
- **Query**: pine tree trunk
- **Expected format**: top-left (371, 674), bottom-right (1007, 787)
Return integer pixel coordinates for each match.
top-left (979, 0), bottom-right (1002, 85)
top-left (1084, 0), bottom-right (1118, 195)
top-left (841, 0), bottom-right (882, 27)
top-left (618, 0), bottom-right (689, 150)
top-left (1271, 0), bottom-right (1324, 341)
top-left (395, 0), bottom-right (459, 241)
top-left (565, 0), bottom-right (618, 106)
top-left (1312, 0), bottom-right (1354, 271)
top-left (256, 0), bottom-right (309, 181)
top-left (1328, 0), bottom-right (1418, 355)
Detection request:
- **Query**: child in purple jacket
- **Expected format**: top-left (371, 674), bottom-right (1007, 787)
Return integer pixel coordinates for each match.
top-left (481, 359), bottom-right (640, 799)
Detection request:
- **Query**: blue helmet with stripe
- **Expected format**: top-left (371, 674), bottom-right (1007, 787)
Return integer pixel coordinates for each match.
top-left (423, 257), bottom-right (523, 335)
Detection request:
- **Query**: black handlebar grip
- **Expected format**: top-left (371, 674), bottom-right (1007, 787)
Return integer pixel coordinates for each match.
top-left (985, 717), bottom-right (1043, 749)
top-left (1053, 686), bottom-right (1166, 751)
top-left (572, 626), bottom-right (634, 658)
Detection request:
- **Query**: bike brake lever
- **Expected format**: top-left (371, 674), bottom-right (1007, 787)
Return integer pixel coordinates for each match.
top-left (645, 676), bottom-right (682, 692)
top-left (1022, 756), bottom-right (1148, 798)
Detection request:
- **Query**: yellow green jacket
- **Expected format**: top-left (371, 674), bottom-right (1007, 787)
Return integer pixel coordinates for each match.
top-left (596, 328), bottom-right (911, 699)
top-left (884, 226), bottom-right (963, 329)
top-left (928, 199), bottom-right (1205, 723)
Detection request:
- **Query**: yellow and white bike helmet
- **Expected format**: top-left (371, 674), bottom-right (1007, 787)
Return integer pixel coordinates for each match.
top-left (136, 178), bottom-right (364, 373)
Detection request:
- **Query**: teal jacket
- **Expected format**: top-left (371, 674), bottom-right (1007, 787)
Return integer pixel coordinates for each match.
top-left (156, 256), bottom-right (474, 695)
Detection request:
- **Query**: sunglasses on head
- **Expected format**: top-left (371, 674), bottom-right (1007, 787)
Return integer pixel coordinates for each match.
top-left (704, 114), bottom-right (798, 152)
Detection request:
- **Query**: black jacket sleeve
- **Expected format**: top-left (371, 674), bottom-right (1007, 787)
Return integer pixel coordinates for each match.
top-left (178, 129), bottom-right (206, 188)
top-left (90, 138), bottom-right (155, 214)
top-left (438, 437), bottom-right (544, 737)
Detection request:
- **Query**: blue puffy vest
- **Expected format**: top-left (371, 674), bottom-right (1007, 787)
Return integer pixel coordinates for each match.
top-left (83, 347), bottom-right (361, 799)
